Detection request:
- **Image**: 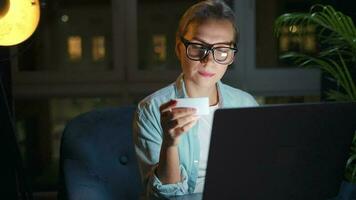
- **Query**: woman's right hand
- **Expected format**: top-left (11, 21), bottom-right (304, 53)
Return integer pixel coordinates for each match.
top-left (160, 99), bottom-right (199, 147)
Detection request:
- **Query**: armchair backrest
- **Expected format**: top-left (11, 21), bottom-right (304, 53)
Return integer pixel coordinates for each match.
top-left (58, 106), bottom-right (142, 200)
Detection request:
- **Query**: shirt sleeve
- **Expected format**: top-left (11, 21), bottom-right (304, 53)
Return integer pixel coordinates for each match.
top-left (132, 106), bottom-right (189, 198)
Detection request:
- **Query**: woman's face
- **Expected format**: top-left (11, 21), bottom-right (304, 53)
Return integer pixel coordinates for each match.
top-left (177, 19), bottom-right (235, 89)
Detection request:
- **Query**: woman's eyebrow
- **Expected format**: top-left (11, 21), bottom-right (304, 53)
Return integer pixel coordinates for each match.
top-left (190, 37), bottom-right (233, 46)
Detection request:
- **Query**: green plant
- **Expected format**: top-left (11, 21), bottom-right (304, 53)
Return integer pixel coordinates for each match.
top-left (274, 4), bottom-right (356, 101)
top-left (274, 5), bottom-right (356, 183)
top-left (346, 131), bottom-right (356, 183)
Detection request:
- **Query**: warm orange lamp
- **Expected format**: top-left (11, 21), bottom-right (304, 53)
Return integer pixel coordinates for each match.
top-left (0, 0), bottom-right (40, 46)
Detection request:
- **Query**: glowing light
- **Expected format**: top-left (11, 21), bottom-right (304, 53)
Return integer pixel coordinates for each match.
top-left (153, 35), bottom-right (167, 62)
top-left (92, 36), bottom-right (106, 61)
top-left (289, 25), bottom-right (298, 33)
top-left (221, 52), bottom-right (228, 58)
top-left (0, 0), bottom-right (40, 46)
top-left (68, 36), bottom-right (82, 61)
top-left (61, 14), bottom-right (69, 23)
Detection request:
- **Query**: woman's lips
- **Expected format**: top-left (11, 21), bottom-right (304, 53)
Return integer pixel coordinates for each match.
top-left (198, 71), bottom-right (215, 77)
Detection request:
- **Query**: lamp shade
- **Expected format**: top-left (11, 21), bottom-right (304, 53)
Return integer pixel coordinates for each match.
top-left (0, 0), bottom-right (40, 46)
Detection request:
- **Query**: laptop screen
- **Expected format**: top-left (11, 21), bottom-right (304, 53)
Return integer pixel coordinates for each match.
top-left (204, 102), bottom-right (356, 200)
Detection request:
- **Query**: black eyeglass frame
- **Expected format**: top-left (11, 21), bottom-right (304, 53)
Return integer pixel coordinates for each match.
top-left (180, 36), bottom-right (238, 65)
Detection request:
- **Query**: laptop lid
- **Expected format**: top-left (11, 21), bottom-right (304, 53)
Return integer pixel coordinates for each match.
top-left (204, 102), bottom-right (356, 200)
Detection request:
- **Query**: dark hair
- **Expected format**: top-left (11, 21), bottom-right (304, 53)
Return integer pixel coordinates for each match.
top-left (176, 0), bottom-right (239, 45)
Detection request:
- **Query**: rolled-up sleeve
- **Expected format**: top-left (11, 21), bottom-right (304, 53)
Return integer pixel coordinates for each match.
top-left (132, 106), bottom-right (189, 198)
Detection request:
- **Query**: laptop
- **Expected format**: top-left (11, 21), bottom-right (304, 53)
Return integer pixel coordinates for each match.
top-left (203, 102), bottom-right (356, 200)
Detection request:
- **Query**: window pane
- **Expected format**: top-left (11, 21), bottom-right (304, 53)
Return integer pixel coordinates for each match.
top-left (17, 0), bottom-right (112, 71)
top-left (137, 0), bottom-right (192, 71)
top-left (68, 36), bottom-right (82, 61)
top-left (256, 0), bottom-right (317, 68)
top-left (136, 0), bottom-right (235, 71)
top-left (92, 36), bottom-right (106, 62)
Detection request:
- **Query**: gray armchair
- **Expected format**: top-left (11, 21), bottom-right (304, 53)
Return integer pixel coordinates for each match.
top-left (58, 106), bottom-right (142, 200)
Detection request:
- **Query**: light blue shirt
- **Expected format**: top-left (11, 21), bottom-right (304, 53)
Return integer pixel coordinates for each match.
top-left (132, 74), bottom-right (258, 198)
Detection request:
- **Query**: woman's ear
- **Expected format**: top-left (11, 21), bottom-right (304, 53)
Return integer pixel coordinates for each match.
top-left (175, 38), bottom-right (181, 60)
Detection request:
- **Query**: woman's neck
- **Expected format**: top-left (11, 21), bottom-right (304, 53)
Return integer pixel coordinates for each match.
top-left (184, 80), bottom-right (219, 106)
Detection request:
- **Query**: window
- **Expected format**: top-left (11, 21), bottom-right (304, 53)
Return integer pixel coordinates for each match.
top-left (92, 36), bottom-right (106, 61)
top-left (226, 0), bottom-right (320, 97)
top-left (256, 0), bottom-right (317, 68)
top-left (68, 36), bottom-right (82, 61)
top-left (16, 1), bottom-right (112, 72)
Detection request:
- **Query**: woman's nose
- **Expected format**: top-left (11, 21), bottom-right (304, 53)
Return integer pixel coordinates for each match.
top-left (200, 50), bottom-right (215, 64)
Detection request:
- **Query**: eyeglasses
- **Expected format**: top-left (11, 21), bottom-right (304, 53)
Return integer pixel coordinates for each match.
top-left (180, 36), bottom-right (238, 65)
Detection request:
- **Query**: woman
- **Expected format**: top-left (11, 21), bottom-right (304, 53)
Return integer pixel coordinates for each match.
top-left (133, 0), bottom-right (258, 198)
